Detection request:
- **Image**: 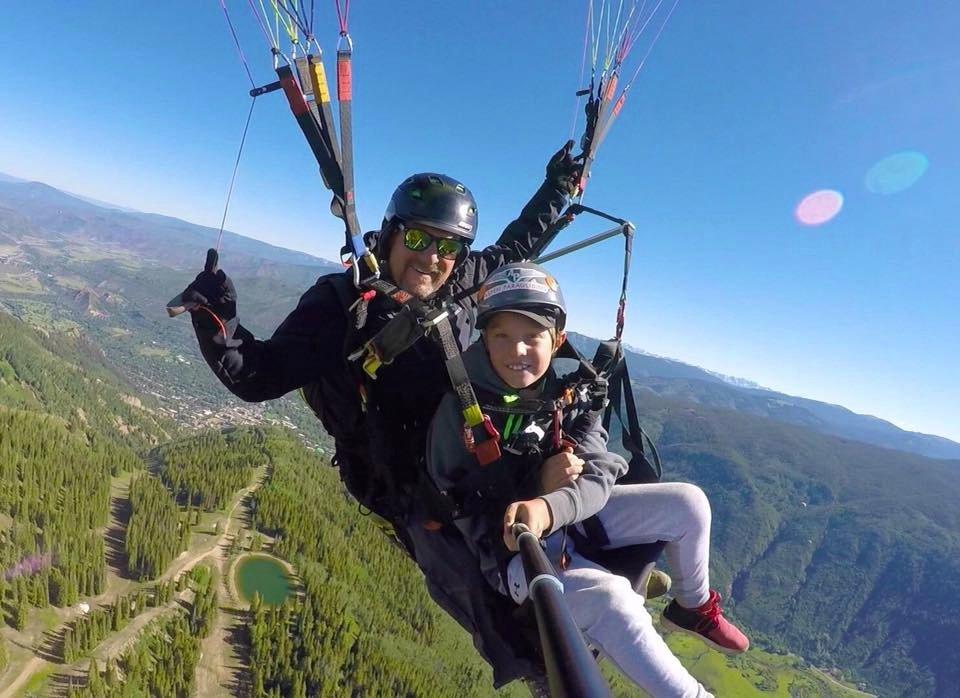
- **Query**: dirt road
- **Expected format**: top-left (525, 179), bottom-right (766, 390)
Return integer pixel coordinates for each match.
top-left (192, 472), bottom-right (266, 697)
top-left (0, 471), bottom-right (265, 697)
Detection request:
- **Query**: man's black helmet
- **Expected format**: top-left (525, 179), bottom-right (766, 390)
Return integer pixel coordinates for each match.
top-left (382, 173), bottom-right (478, 241)
top-left (477, 262), bottom-right (567, 331)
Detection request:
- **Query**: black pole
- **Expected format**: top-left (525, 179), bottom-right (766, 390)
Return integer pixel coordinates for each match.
top-left (249, 80), bottom-right (283, 97)
top-left (533, 223), bottom-right (630, 265)
top-left (513, 524), bottom-right (611, 698)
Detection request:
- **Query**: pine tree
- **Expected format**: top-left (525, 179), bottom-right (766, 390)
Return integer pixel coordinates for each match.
top-left (111, 600), bottom-right (122, 631)
top-left (86, 659), bottom-right (102, 695)
top-left (14, 591), bottom-right (28, 631)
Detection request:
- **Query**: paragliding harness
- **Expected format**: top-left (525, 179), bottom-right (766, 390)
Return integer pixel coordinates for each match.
top-left (208, 2), bottom-right (669, 507)
top-left (213, 1), bottom-right (509, 512)
top-left (339, 201), bottom-right (648, 498)
top-left (176, 2), bottom-right (683, 690)
top-left (411, 193), bottom-right (667, 594)
top-left (329, 200), bottom-right (659, 538)
top-left (434, 335), bottom-right (665, 589)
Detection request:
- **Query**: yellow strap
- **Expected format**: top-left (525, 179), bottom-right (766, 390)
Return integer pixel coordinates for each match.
top-left (308, 57), bottom-right (332, 104)
top-left (362, 252), bottom-right (380, 276)
top-left (463, 404), bottom-right (484, 427)
top-left (362, 353), bottom-right (382, 378)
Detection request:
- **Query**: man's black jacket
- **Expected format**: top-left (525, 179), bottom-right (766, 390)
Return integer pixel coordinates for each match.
top-left (191, 179), bottom-right (568, 518)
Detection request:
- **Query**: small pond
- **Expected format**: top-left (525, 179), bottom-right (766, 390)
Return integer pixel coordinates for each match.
top-left (235, 555), bottom-right (292, 606)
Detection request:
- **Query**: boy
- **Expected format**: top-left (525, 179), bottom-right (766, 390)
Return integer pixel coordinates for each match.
top-left (427, 262), bottom-right (749, 697)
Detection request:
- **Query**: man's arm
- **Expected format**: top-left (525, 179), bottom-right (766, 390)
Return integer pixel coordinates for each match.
top-left (191, 273), bottom-right (350, 402)
top-left (452, 143), bottom-right (578, 293)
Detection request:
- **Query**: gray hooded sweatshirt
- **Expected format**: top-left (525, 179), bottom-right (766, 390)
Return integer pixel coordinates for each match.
top-left (427, 342), bottom-right (628, 595)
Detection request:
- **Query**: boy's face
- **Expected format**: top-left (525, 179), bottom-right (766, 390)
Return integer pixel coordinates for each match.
top-left (483, 312), bottom-right (563, 390)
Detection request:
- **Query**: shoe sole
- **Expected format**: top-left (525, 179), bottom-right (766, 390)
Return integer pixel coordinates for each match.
top-left (660, 615), bottom-right (748, 655)
top-left (645, 570), bottom-right (672, 600)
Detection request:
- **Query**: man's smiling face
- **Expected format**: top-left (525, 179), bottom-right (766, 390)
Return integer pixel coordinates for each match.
top-left (387, 223), bottom-right (458, 300)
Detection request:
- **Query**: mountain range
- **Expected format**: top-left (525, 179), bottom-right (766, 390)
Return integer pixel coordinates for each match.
top-left (1, 174), bottom-right (959, 695)
top-left (3, 173), bottom-right (955, 460)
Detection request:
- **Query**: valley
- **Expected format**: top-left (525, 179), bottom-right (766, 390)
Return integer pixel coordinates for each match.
top-left (2, 178), bottom-right (957, 695)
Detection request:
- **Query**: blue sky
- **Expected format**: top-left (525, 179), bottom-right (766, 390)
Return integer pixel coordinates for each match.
top-left (1, 1), bottom-right (958, 442)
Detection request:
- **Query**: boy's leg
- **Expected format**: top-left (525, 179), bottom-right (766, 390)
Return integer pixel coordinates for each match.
top-left (595, 484), bottom-right (750, 654)
top-left (594, 483), bottom-right (712, 608)
top-left (508, 548), bottom-right (712, 697)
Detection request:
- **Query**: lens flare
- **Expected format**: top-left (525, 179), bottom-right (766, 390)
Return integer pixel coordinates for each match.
top-left (865, 151), bottom-right (928, 195)
top-left (795, 190), bottom-right (844, 226)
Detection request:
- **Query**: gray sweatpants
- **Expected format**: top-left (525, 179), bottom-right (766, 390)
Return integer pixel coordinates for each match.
top-left (506, 482), bottom-right (714, 698)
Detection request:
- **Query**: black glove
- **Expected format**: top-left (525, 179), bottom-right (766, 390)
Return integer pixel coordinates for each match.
top-left (181, 249), bottom-right (237, 322)
top-left (545, 139), bottom-right (583, 197)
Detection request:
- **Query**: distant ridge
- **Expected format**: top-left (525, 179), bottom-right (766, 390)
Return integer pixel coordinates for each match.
top-left (2, 174), bottom-right (956, 460)
top-left (568, 332), bottom-right (960, 460)
top-left (0, 176), bottom-right (341, 271)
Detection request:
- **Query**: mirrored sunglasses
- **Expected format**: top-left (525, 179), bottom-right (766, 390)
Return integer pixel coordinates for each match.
top-left (402, 227), bottom-right (465, 260)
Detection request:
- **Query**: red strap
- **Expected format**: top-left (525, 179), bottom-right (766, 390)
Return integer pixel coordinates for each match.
top-left (197, 305), bottom-right (227, 338)
top-left (464, 415), bottom-right (502, 466)
top-left (337, 51), bottom-right (353, 101)
top-left (475, 439), bottom-right (502, 466)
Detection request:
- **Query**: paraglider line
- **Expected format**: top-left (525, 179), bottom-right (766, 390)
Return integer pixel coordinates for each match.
top-left (248, 0), bottom-right (279, 51)
top-left (220, 0), bottom-right (258, 89)
top-left (623, 0), bottom-right (680, 92)
top-left (273, 0), bottom-right (311, 42)
top-left (335, 0), bottom-right (350, 36)
top-left (216, 97), bottom-right (258, 253)
top-left (570, 0), bottom-right (594, 142)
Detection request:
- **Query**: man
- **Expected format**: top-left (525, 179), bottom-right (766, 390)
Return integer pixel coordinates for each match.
top-left (178, 143), bottom-right (581, 687)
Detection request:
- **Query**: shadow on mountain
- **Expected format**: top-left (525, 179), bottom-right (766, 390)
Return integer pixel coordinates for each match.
top-left (36, 625), bottom-right (67, 663)
top-left (104, 491), bottom-right (135, 581)
top-left (223, 607), bottom-right (252, 697)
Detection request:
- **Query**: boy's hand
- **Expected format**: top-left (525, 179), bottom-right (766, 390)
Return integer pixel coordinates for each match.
top-left (540, 447), bottom-right (584, 493)
top-left (503, 498), bottom-right (553, 552)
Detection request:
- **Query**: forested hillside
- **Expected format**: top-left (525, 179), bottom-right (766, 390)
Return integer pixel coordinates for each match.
top-left (246, 429), bottom-right (517, 696)
top-left (67, 565), bottom-right (220, 697)
top-left (1, 301), bottom-right (872, 696)
top-left (0, 410), bottom-right (121, 613)
top-left (628, 392), bottom-right (960, 696)
top-left (4, 180), bottom-right (956, 694)
top-left (0, 311), bottom-right (172, 449)
top-left (1, 309), bottom-right (172, 694)
top-left (157, 430), bottom-right (264, 510)
top-left (0, 310), bottom-right (167, 633)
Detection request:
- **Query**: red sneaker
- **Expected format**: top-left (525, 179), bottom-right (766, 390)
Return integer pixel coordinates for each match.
top-left (661, 589), bottom-right (750, 654)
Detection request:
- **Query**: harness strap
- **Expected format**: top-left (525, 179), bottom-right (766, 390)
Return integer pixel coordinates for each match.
top-left (276, 64), bottom-right (343, 195)
top-left (304, 53), bottom-right (342, 171)
top-left (602, 355), bottom-right (662, 483)
top-left (434, 319), bottom-right (501, 466)
top-left (349, 279), bottom-right (453, 374)
top-left (616, 218), bottom-right (633, 340)
top-left (335, 32), bottom-right (363, 259)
